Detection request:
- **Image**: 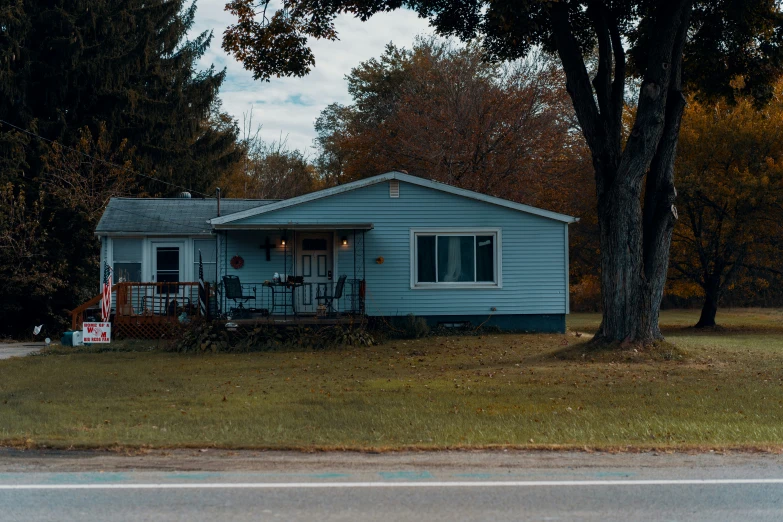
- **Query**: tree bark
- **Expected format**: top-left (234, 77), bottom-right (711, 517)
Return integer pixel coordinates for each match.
top-left (695, 279), bottom-right (720, 328)
top-left (549, 0), bottom-right (693, 345)
top-left (594, 173), bottom-right (656, 342)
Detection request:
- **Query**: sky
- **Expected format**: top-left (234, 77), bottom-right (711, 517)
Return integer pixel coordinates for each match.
top-left (190, 1), bottom-right (433, 155)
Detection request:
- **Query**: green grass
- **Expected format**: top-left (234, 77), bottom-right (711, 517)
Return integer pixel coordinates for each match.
top-left (1, 309), bottom-right (782, 450)
top-left (568, 307), bottom-right (783, 332)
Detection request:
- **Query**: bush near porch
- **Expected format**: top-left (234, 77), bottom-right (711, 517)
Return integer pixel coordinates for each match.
top-left (1, 309), bottom-right (782, 450)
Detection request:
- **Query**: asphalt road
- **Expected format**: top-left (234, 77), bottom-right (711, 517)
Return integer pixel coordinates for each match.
top-left (1, 450), bottom-right (782, 521)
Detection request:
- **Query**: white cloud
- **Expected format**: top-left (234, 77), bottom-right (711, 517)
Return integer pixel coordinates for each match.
top-left (191, 1), bottom-right (433, 153)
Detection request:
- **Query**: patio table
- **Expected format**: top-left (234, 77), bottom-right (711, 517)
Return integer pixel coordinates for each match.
top-left (263, 281), bottom-right (302, 318)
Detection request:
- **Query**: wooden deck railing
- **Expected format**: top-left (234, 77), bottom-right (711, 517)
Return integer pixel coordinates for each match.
top-left (70, 284), bottom-right (119, 330)
top-left (70, 282), bottom-right (211, 336)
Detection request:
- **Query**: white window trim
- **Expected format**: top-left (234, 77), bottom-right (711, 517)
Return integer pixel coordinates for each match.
top-left (409, 228), bottom-right (502, 289)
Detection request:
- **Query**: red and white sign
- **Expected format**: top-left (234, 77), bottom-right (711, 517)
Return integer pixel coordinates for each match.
top-left (83, 322), bottom-right (111, 343)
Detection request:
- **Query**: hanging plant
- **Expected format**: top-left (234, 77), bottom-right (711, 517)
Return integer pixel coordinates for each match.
top-left (230, 255), bottom-right (244, 269)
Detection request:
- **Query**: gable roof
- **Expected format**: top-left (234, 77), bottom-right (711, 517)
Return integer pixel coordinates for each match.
top-left (210, 172), bottom-right (578, 226)
top-left (96, 198), bottom-right (277, 236)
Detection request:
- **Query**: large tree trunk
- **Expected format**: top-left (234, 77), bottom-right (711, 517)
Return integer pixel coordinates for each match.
top-left (594, 174), bottom-right (659, 342)
top-left (550, 0), bottom-right (693, 345)
top-left (695, 278), bottom-right (720, 328)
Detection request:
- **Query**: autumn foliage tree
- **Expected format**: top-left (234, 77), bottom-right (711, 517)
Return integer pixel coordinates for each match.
top-left (669, 83), bottom-right (783, 327)
top-left (218, 113), bottom-right (318, 200)
top-left (313, 39), bottom-right (579, 203)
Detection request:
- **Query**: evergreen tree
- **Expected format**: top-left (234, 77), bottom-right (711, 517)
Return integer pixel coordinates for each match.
top-left (1, 0), bottom-right (240, 193)
top-left (0, 0), bottom-right (242, 335)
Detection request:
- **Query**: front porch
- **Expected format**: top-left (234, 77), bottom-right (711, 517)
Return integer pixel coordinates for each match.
top-left (215, 225), bottom-right (370, 321)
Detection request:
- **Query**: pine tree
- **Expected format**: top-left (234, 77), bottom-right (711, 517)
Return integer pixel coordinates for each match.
top-left (1, 0), bottom-right (240, 193)
top-left (0, 0), bottom-right (242, 335)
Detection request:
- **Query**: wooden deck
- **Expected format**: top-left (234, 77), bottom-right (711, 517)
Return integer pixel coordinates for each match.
top-left (69, 282), bottom-right (365, 338)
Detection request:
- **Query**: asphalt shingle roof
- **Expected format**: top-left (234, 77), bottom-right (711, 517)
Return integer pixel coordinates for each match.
top-left (96, 198), bottom-right (276, 235)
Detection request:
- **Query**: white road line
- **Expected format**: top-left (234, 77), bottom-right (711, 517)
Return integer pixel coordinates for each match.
top-left (1, 479), bottom-right (783, 490)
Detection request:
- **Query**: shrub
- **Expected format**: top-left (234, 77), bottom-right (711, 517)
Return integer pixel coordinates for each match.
top-left (171, 322), bottom-right (376, 353)
top-left (390, 314), bottom-right (430, 339)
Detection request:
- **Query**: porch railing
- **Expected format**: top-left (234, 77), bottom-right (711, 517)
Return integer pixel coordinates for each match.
top-left (69, 279), bottom-right (363, 338)
top-left (219, 279), bottom-right (364, 316)
top-left (70, 282), bottom-right (211, 334)
top-left (70, 283), bottom-right (120, 330)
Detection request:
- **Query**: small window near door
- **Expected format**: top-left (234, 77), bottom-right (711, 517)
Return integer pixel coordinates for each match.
top-left (193, 239), bottom-right (217, 283)
top-left (113, 238), bottom-right (142, 283)
top-left (302, 238), bottom-right (328, 250)
top-left (156, 247), bottom-right (179, 294)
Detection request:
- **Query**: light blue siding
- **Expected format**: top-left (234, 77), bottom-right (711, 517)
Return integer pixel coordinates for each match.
top-left (221, 180), bottom-right (568, 317)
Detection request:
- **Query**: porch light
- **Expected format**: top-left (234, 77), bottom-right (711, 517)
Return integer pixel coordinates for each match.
top-left (341, 236), bottom-right (348, 246)
top-left (280, 236), bottom-right (287, 247)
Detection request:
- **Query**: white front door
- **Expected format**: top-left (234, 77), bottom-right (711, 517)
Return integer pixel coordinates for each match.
top-left (296, 233), bottom-right (333, 314)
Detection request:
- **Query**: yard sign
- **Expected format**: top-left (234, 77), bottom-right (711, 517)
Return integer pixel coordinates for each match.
top-left (83, 322), bottom-right (111, 343)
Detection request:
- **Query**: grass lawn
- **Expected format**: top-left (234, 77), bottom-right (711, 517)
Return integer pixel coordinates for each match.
top-left (1, 308), bottom-right (782, 451)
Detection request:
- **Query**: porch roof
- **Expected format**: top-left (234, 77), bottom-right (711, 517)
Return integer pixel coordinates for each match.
top-left (212, 222), bottom-right (374, 231)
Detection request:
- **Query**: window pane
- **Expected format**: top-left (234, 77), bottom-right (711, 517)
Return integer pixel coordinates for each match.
top-left (437, 236), bottom-right (474, 282)
top-left (114, 262), bottom-right (141, 283)
top-left (202, 264), bottom-right (217, 284)
top-left (194, 261), bottom-right (217, 284)
top-left (157, 247), bottom-right (179, 271)
top-left (194, 239), bottom-right (217, 284)
top-left (302, 238), bottom-right (328, 250)
top-left (194, 239), bottom-right (216, 263)
top-left (476, 235), bottom-right (494, 282)
top-left (417, 235), bottom-right (436, 282)
top-left (156, 247), bottom-right (179, 294)
top-left (113, 238), bottom-right (142, 263)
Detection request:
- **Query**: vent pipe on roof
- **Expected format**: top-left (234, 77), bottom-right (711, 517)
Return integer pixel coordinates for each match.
top-left (216, 187), bottom-right (221, 217)
top-left (177, 191), bottom-right (192, 198)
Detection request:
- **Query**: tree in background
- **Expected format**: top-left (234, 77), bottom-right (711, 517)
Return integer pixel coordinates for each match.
top-left (0, 0), bottom-right (242, 335)
top-left (43, 124), bottom-right (139, 226)
top-left (218, 112), bottom-right (318, 200)
top-left (669, 83), bottom-right (783, 327)
top-left (1, 0), bottom-right (241, 194)
top-left (220, 140), bottom-right (317, 200)
top-left (0, 184), bottom-right (67, 325)
top-left (313, 39), bottom-right (577, 203)
top-left (224, 0), bottom-right (783, 345)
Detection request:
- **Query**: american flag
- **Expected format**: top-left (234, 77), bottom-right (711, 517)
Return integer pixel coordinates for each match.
top-left (101, 263), bottom-right (113, 322)
top-left (198, 250), bottom-right (207, 318)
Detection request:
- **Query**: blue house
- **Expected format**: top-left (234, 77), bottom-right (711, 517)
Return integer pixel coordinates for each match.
top-left (94, 172), bottom-right (577, 333)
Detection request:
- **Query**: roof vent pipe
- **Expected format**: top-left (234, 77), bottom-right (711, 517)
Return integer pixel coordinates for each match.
top-left (177, 191), bottom-right (192, 198)
top-left (216, 187), bottom-right (221, 217)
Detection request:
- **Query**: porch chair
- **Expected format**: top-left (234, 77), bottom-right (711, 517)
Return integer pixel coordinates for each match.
top-left (222, 275), bottom-right (255, 318)
top-left (316, 275), bottom-right (347, 315)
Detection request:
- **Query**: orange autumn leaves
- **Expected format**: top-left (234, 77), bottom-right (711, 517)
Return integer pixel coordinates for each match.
top-left (314, 39), bottom-right (582, 205)
top-left (668, 81), bottom-right (783, 314)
